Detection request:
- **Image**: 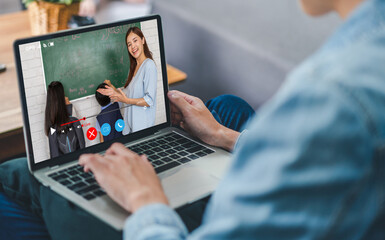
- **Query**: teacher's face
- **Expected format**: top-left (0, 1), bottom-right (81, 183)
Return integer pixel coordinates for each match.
top-left (126, 32), bottom-right (145, 59)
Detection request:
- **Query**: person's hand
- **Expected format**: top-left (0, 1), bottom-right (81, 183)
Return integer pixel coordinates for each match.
top-left (79, 0), bottom-right (96, 17)
top-left (104, 79), bottom-right (112, 86)
top-left (79, 143), bottom-right (169, 213)
top-left (97, 85), bottom-right (115, 96)
top-left (65, 96), bottom-right (70, 105)
top-left (97, 85), bottom-right (126, 103)
top-left (168, 90), bottom-right (240, 151)
top-left (110, 88), bottom-right (127, 103)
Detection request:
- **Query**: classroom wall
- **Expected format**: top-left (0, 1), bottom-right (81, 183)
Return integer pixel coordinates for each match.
top-left (21, 19), bottom-right (166, 164)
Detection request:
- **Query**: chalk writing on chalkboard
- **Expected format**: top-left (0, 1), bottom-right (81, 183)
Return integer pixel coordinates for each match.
top-left (41, 22), bottom-right (140, 100)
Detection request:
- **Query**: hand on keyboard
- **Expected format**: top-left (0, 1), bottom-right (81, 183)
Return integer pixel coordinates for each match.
top-left (79, 142), bottom-right (169, 213)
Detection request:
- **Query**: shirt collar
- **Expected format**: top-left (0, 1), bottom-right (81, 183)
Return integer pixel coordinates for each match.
top-left (101, 102), bottom-right (113, 111)
top-left (321, 0), bottom-right (385, 52)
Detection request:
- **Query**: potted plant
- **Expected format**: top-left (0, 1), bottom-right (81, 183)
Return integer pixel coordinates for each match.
top-left (22, 0), bottom-right (82, 35)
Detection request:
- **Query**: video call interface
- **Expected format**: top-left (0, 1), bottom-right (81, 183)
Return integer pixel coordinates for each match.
top-left (19, 19), bottom-right (167, 164)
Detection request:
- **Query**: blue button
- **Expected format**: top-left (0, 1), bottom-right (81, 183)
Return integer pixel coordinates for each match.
top-left (101, 123), bottom-right (111, 136)
top-left (115, 119), bottom-right (125, 132)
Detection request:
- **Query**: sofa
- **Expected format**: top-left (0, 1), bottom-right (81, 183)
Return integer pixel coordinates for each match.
top-left (151, 0), bottom-right (342, 109)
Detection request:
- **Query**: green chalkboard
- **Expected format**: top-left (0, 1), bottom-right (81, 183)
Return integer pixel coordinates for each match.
top-left (41, 22), bottom-right (140, 100)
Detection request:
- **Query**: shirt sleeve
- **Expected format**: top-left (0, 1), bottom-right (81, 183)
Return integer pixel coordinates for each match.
top-left (233, 130), bottom-right (248, 152)
top-left (142, 60), bottom-right (157, 107)
top-left (193, 80), bottom-right (375, 239)
top-left (124, 204), bottom-right (188, 240)
top-left (123, 80), bottom-right (375, 239)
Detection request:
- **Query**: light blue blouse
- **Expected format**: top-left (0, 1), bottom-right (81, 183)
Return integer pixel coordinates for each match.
top-left (122, 58), bottom-right (157, 135)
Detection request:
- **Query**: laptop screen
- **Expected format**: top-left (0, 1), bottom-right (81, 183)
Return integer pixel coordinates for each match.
top-left (16, 17), bottom-right (167, 164)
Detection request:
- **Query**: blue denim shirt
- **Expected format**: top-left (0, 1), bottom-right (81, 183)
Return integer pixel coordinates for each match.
top-left (124, 0), bottom-right (385, 239)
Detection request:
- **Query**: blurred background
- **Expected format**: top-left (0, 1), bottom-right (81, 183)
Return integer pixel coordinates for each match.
top-left (0, 0), bottom-right (342, 162)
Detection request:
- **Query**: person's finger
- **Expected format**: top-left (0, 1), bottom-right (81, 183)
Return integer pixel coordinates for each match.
top-left (170, 103), bottom-right (182, 117)
top-left (107, 142), bottom-right (137, 158)
top-left (79, 154), bottom-right (107, 175)
top-left (168, 90), bottom-right (197, 105)
top-left (97, 89), bottom-right (107, 94)
top-left (168, 92), bottom-right (192, 115)
top-left (171, 111), bottom-right (183, 125)
top-left (117, 88), bottom-right (125, 96)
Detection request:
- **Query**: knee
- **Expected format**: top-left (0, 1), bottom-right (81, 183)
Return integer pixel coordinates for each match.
top-left (0, 158), bottom-right (39, 198)
top-left (0, 158), bottom-right (30, 184)
top-left (206, 95), bottom-right (254, 113)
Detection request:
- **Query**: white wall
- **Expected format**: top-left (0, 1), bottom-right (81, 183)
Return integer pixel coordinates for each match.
top-left (20, 19), bottom-right (166, 164)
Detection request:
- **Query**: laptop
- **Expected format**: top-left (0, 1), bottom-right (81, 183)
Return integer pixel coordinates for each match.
top-left (14, 15), bottom-right (231, 230)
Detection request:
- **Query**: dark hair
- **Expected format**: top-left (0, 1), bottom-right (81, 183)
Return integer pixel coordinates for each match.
top-left (95, 83), bottom-right (111, 107)
top-left (124, 27), bottom-right (154, 88)
top-left (44, 81), bottom-right (70, 136)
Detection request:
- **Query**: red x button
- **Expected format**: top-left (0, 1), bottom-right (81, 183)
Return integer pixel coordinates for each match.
top-left (87, 127), bottom-right (97, 141)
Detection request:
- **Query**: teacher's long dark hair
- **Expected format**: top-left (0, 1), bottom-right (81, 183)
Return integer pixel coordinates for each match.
top-left (124, 27), bottom-right (154, 88)
top-left (44, 81), bottom-right (69, 136)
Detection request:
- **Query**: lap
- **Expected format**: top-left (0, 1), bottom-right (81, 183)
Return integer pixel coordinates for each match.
top-left (0, 158), bottom-right (205, 238)
top-left (0, 191), bottom-right (50, 240)
top-left (0, 158), bottom-right (121, 240)
top-left (0, 95), bottom-right (256, 238)
top-left (205, 94), bottom-right (255, 132)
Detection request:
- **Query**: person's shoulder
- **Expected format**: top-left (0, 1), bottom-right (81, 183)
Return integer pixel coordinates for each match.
top-left (111, 102), bottom-right (120, 109)
top-left (144, 58), bottom-right (156, 69)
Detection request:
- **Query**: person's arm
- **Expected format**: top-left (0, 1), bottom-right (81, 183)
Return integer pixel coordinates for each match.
top-left (120, 96), bottom-right (149, 107)
top-left (80, 79), bottom-right (376, 240)
top-left (97, 87), bottom-right (149, 107)
top-left (141, 60), bottom-right (157, 108)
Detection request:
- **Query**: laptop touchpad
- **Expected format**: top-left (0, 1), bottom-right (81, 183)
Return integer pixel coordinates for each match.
top-left (160, 166), bottom-right (220, 208)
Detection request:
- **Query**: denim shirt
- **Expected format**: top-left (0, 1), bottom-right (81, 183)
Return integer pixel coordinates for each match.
top-left (124, 0), bottom-right (385, 239)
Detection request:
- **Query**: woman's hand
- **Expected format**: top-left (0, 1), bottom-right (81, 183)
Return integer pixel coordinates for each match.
top-left (79, 143), bottom-right (169, 213)
top-left (104, 80), bottom-right (117, 91)
top-left (168, 90), bottom-right (240, 151)
top-left (110, 88), bottom-right (128, 103)
top-left (65, 97), bottom-right (71, 105)
top-left (104, 79), bottom-right (112, 87)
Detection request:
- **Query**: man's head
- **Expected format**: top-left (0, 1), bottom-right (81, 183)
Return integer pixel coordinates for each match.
top-left (95, 83), bottom-right (110, 107)
top-left (299, 0), bottom-right (365, 18)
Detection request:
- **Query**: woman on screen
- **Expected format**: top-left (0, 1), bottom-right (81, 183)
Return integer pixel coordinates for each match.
top-left (98, 26), bottom-right (157, 135)
top-left (45, 81), bottom-right (85, 158)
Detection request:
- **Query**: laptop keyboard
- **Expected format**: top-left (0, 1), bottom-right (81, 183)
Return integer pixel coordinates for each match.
top-left (47, 132), bottom-right (215, 201)
top-left (48, 164), bottom-right (105, 201)
top-left (127, 132), bottom-right (215, 174)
